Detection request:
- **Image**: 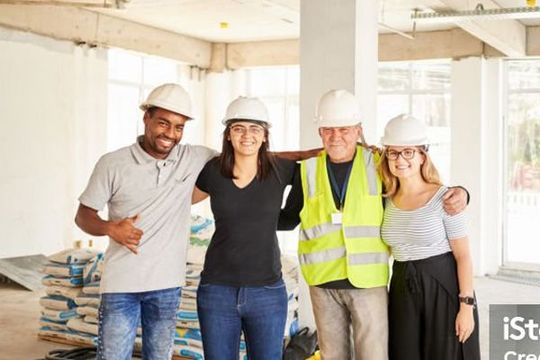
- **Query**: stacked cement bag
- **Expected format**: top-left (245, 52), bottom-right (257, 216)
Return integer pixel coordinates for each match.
top-left (173, 215), bottom-right (299, 360)
top-left (173, 215), bottom-right (211, 359)
top-left (282, 255), bottom-right (300, 339)
top-left (38, 248), bottom-right (101, 346)
top-left (69, 253), bottom-right (103, 344)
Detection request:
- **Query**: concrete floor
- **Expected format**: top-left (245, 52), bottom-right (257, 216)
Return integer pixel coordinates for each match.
top-left (1, 276), bottom-right (539, 360)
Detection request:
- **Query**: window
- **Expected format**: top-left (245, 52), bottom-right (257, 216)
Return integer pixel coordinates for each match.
top-left (377, 60), bottom-right (452, 182)
top-left (503, 59), bottom-right (540, 268)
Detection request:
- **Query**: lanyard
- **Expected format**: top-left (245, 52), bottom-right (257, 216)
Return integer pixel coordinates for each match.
top-left (326, 159), bottom-right (353, 211)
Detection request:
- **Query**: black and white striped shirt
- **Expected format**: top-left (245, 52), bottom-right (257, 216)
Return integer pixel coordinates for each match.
top-left (381, 186), bottom-right (467, 262)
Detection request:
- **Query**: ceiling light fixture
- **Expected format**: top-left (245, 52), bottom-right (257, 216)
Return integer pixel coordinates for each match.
top-left (411, 3), bottom-right (540, 23)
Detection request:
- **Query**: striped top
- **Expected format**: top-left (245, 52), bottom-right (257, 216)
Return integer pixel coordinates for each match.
top-left (381, 186), bottom-right (467, 262)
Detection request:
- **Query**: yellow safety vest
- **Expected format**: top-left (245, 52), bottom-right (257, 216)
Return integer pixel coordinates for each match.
top-left (298, 146), bottom-right (389, 288)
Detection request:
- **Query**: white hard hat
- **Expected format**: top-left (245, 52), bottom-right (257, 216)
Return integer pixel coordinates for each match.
top-left (381, 114), bottom-right (429, 146)
top-left (140, 83), bottom-right (194, 120)
top-left (315, 89), bottom-right (362, 127)
top-left (222, 96), bottom-right (271, 127)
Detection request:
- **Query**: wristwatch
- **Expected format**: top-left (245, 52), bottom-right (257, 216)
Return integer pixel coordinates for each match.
top-left (459, 295), bottom-right (476, 306)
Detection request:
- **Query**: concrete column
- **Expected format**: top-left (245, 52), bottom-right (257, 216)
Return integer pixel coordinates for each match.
top-left (298, 0), bottom-right (380, 329)
top-left (451, 57), bottom-right (495, 276)
top-left (482, 59), bottom-right (504, 275)
top-left (300, 0), bottom-right (379, 148)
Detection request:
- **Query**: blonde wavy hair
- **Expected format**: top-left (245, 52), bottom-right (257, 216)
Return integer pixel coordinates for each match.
top-left (377, 146), bottom-right (442, 198)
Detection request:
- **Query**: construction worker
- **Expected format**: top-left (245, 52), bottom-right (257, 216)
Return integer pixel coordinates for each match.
top-left (278, 89), bottom-right (468, 360)
top-left (379, 114), bottom-right (480, 360)
top-left (75, 83), bottom-right (217, 359)
top-left (191, 97), bottom-right (317, 360)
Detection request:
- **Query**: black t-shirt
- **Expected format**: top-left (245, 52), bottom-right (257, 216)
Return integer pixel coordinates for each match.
top-left (196, 156), bottom-right (296, 287)
top-left (279, 157), bottom-right (358, 289)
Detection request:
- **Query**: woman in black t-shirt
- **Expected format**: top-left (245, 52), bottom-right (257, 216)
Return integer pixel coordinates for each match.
top-left (192, 96), bottom-right (296, 360)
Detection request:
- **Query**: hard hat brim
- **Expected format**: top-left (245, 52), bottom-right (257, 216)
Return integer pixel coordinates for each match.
top-left (139, 101), bottom-right (194, 120)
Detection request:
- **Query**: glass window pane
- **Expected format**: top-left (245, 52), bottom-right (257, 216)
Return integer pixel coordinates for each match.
top-left (411, 61), bottom-right (451, 90)
top-left (411, 94), bottom-right (450, 127)
top-left (108, 48), bottom-right (142, 84)
top-left (143, 56), bottom-right (179, 86)
top-left (378, 62), bottom-right (409, 91)
top-left (376, 94), bottom-right (409, 137)
top-left (286, 67), bottom-right (300, 95)
top-left (107, 83), bottom-right (141, 151)
top-left (507, 60), bottom-right (540, 90)
top-left (505, 91), bottom-right (540, 265)
top-left (248, 68), bottom-right (286, 97)
top-left (263, 98), bottom-right (286, 150)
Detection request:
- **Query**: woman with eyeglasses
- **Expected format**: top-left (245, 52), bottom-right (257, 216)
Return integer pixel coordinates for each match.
top-left (378, 114), bottom-right (480, 360)
top-left (191, 96), bottom-right (311, 360)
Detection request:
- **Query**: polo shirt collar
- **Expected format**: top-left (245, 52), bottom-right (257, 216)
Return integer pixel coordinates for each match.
top-left (131, 135), bottom-right (180, 164)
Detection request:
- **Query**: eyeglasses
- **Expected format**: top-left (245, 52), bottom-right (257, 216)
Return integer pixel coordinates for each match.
top-left (230, 125), bottom-right (265, 136)
top-left (386, 148), bottom-right (418, 160)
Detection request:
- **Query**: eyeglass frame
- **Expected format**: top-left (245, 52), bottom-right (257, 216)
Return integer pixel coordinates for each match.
top-left (384, 146), bottom-right (429, 161)
top-left (228, 123), bottom-right (266, 136)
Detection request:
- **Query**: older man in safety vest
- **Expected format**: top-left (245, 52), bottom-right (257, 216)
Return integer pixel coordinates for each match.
top-left (279, 89), bottom-right (468, 360)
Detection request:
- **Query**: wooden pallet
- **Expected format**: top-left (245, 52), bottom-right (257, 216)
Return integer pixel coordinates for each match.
top-left (39, 335), bottom-right (193, 360)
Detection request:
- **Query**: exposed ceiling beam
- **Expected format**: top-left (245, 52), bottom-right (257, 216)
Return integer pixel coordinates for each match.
top-left (0, 0), bottom-right (116, 7)
top-left (379, 28), bottom-right (503, 61)
top-left (0, 4), bottom-right (212, 67)
top-left (227, 39), bottom-right (298, 70)
top-left (210, 28), bottom-right (503, 71)
top-left (527, 26), bottom-right (540, 56)
top-left (427, 0), bottom-right (526, 57)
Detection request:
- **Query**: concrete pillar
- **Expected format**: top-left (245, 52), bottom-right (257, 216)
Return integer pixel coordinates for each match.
top-left (298, 0), bottom-right (380, 329)
top-left (451, 57), bottom-right (498, 276)
top-left (300, 0), bottom-right (379, 148)
top-left (483, 59), bottom-right (504, 275)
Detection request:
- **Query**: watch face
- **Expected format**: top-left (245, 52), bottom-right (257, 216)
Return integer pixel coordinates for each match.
top-left (460, 296), bottom-right (475, 305)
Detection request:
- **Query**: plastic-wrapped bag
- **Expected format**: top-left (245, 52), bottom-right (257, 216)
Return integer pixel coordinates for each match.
top-left (40, 296), bottom-right (78, 310)
top-left (83, 254), bottom-right (104, 285)
top-left (43, 263), bottom-right (85, 277)
top-left (42, 275), bottom-right (83, 288)
top-left (48, 248), bottom-right (101, 265)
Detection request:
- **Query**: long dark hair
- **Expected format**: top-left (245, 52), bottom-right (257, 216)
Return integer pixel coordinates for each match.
top-left (219, 120), bottom-right (280, 181)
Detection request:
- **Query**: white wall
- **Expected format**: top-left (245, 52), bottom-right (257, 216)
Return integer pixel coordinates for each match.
top-left (0, 27), bottom-right (108, 258)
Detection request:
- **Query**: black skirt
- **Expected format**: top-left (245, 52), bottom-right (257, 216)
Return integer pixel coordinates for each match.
top-left (389, 252), bottom-right (481, 360)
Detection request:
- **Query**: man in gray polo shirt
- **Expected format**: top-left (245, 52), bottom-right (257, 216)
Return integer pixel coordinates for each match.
top-left (75, 83), bottom-right (216, 359)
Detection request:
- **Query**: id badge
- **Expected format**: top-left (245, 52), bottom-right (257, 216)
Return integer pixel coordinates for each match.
top-left (331, 212), bottom-right (343, 225)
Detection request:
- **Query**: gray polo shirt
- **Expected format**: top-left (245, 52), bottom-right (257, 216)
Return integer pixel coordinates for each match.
top-left (79, 137), bottom-right (216, 293)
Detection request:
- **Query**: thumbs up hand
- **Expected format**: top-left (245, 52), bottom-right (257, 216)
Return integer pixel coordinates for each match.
top-left (107, 214), bottom-right (143, 254)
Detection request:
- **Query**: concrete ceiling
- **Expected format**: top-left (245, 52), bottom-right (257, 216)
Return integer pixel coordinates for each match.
top-left (1, 0), bottom-right (539, 65)
top-left (90, 0), bottom-right (540, 42)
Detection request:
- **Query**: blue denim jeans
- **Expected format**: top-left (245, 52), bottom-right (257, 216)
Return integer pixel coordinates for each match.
top-left (98, 287), bottom-right (180, 360)
top-left (197, 279), bottom-right (288, 360)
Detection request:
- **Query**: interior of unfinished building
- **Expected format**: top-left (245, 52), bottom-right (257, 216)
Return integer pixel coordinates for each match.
top-left (1, 0), bottom-right (540, 359)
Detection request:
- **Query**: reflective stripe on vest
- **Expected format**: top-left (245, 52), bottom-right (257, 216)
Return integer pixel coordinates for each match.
top-left (300, 224), bottom-right (381, 241)
top-left (362, 150), bottom-right (379, 196)
top-left (299, 247), bottom-right (345, 265)
top-left (348, 252), bottom-right (389, 266)
top-left (305, 157), bottom-right (317, 198)
top-left (299, 248), bottom-right (389, 266)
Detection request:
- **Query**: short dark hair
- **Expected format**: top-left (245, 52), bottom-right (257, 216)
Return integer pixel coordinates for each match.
top-left (219, 120), bottom-right (280, 182)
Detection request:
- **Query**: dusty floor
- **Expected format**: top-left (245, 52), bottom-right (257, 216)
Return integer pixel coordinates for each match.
top-left (1, 276), bottom-right (539, 359)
